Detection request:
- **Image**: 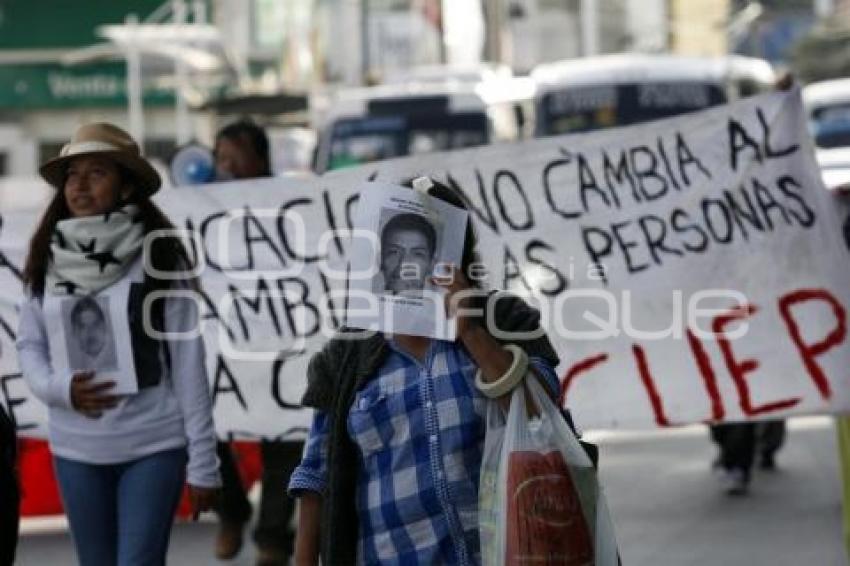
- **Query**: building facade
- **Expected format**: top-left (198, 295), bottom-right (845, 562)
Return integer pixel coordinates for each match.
top-left (0, 0), bottom-right (182, 178)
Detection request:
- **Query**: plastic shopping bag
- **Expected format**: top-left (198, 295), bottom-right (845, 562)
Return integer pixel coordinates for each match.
top-left (479, 376), bottom-right (618, 565)
top-left (479, 394), bottom-right (507, 562)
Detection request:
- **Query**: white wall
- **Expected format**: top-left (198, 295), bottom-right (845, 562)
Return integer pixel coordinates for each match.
top-left (324, 0), bottom-right (364, 84)
top-left (625, 0), bottom-right (668, 52)
top-left (22, 108), bottom-right (183, 145)
top-left (507, 0), bottom-right (582, 72)
top-left (0, 124), bottom-right (38, 177)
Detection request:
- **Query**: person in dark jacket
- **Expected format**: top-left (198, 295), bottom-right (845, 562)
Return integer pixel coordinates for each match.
top-left (210, 120), bottom-right (303, 566)
top-left (1, 405), bottom-right (20, 566)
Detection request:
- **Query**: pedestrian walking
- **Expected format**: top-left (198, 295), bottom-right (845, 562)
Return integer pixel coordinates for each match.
top-left (17, 122), bottom-right (220, 565)
top-left (0, 404), bottom-right (19, 566)
top-left (708, 73), bottom-right (795, 497)
top-left (709, 419), bottom-right (787, 494)
top-left (288, 178), bottom-right (564, 564)
top-left (209, 119), bottom-right (304, 566)
top-left (757, 420), bottom-right (786, 470)
top-left (710, 422), bottom-right (756, 494)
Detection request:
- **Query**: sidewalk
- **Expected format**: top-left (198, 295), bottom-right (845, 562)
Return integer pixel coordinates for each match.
top-left (15, 417), bottom-right (846, 566)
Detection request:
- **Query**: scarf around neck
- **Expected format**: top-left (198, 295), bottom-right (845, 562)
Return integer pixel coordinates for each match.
top-left (46, 205), bottom-right (145, 295)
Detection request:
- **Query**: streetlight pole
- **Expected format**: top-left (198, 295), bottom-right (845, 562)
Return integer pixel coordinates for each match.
top-left (436, 0), bottom-right (447, 64)
top-left (484, 0), bottom-right (503, 63)
top-left (361, 0), bottom-right (371, 84)
top-left (580, 0), bottom-right (599, 57)
top-left (173, 0), bottom-right (191, 145)
top-left (125, 13), bottom-right (145, 146)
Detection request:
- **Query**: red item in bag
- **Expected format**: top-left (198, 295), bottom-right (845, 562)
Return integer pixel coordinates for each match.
top-left (505, 450), bottom-right (594, 565)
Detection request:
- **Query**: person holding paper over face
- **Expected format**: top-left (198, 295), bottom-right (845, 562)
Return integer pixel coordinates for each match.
top-left (16, 123), bottom-right (220, 565)
top-left (287, 177), bottom-right (567, 564)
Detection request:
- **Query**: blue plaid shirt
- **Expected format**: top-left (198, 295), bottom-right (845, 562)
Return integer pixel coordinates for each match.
top-left (289, 338), bottom-right (559, 565)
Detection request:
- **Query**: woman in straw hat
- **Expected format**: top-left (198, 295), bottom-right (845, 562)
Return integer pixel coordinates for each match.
top-left (16, 123), bottom-right (220, 565)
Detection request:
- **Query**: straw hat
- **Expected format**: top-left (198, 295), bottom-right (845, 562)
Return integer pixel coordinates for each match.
top-left (39, 122), bottom-right (161, 196)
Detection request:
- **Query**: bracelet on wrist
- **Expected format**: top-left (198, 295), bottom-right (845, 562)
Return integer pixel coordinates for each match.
top-left (474, 344), bottom-right (529, 399)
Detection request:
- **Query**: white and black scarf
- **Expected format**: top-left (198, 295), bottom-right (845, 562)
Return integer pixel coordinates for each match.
top-left (46, 205), bottom-right (145, 295)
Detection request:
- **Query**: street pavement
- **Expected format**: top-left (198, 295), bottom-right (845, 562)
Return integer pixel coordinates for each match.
top-left (15, 416), bottom-right (847, 566)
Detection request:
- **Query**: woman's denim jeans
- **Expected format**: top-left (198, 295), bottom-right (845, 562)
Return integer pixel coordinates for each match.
top-left (53, 447), bottom-right (187, 566)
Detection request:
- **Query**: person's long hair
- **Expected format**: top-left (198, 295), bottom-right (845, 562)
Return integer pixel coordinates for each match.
top-left (23, 164), bottom-right (195, 297)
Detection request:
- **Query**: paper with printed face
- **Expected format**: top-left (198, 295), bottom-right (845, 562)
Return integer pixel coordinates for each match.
top-left (43, 272), bottom-right (139, 396)
top-left (346, 182), bottom-right (469, 339)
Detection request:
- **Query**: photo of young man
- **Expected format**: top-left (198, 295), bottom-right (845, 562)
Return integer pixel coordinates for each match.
top-left (63, 295), bottom-right (118, 372)
top-left (377, 211), bottom-right (440, 297)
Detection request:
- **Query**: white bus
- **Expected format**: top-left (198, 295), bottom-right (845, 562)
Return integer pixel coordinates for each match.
top-left (803, 77), bottom-right (850, 150)
top-left (311, 66), bottom-right (534, 173)
top-left (803, 78), bottom-right (850, 190)
top-left (531, 53), bottom-right (776, 136)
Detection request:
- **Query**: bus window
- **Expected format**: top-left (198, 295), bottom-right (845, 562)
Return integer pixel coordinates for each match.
top-left (810, 104), bottom-right (850, 149)
top-left (312, 68), bottom-right (534, 173)
top-left (538, 82), bottom-right (727, 136)
top-left (326, 112), bottom-right (488, 171)
top-left (532, 55), bottom-right (774, 138)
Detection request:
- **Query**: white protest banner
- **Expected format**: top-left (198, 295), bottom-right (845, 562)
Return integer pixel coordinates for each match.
top-left (0, 175), bottom-right (355, 441)
top-left (1, 88), bottom-right (848, 439)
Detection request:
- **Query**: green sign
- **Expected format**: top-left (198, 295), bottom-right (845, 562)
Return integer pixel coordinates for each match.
top-left (0, 0), bottom-right (176, 49)
top-left (0, 63), bottom-right (174, 109)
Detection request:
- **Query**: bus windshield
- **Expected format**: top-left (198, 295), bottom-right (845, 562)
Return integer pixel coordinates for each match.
top-left (326, 112), bottom-right (488, 171)
top-left (538, 82), bottom-right (727, 136)
top-left (810, 103), bottom-right (850, 149)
